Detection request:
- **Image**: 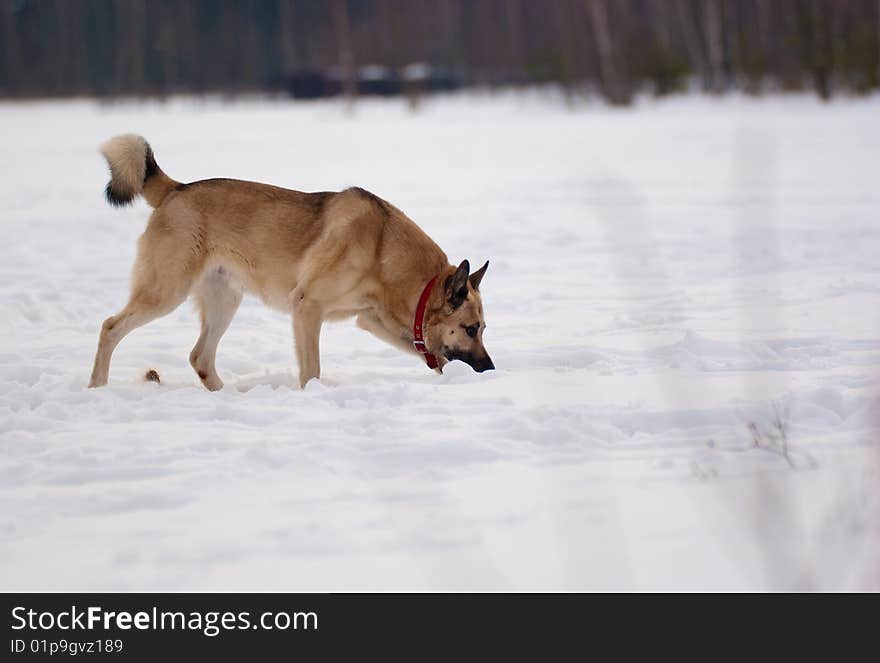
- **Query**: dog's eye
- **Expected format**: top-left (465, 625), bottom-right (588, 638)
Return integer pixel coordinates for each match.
top-left (465, 324), bottom-right (478, 338)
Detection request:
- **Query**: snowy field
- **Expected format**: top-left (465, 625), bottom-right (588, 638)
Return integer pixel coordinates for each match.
top-left (1, 91), bottom-right (879, 591)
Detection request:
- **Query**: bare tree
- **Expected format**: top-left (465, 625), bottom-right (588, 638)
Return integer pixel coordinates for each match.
top-left (705, 0), bottom-right (725, 92)
top-left (877, 0), bottom-right (880, 87)
top-left (278, 0), bottom-right (298, 75)
top-left (503, 0), bottom-right (524, 83)
top-left (551, 0), bottom-right (575, 104)
top-left (590, 0), bottom-right (628, 104)
top-left (332, 0), bottom-right (356, 106)
top-left (675, 0), bottom-right (707, 88)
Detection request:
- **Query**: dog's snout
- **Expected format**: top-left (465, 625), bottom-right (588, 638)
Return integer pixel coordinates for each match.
top-left (474, 355), bottom-right (495, 373)
top-left (444, 348), bottom-right (495, 373)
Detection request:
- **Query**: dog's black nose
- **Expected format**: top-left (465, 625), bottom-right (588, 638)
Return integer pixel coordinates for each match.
top-left (475, 355), bottom-right (495, 372)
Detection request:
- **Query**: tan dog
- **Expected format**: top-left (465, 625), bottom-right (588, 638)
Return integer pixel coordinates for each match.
top-left (88, 135), bottom-right (494, 390)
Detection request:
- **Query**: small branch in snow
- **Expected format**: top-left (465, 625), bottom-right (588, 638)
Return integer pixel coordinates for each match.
top-left (746, 404), bottom-right (816, 471)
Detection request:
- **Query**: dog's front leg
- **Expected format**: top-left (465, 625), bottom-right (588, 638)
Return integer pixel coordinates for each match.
top-left (291, 291), bottom-right (323, 388)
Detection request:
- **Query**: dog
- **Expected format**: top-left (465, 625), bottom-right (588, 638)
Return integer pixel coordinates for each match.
top-left (88, 135), bottom-right (494, 390)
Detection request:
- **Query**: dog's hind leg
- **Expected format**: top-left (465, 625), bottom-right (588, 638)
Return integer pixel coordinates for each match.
top-left (89, 285), bottom-right (190, 388)
top-left (189, 268), bottom-right (242, 391)
top-left (89, 217), bottom-right (200, 388)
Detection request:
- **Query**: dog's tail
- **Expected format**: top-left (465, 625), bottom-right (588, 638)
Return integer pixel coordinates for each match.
top-left (99, 134), bottom-right (179, 209)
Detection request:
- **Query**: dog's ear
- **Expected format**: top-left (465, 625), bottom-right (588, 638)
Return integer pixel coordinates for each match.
top-left (469, 260), bottom-right (489, 291)
top-left (445, 259), bottom-right (470, 309)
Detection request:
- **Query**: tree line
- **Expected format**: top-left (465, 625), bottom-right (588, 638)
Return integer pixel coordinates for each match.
top-left (1, 0), bottom-right (879, 103)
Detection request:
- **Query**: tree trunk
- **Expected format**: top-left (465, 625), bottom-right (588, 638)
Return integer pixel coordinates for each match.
top-left (675, 0), bottom-right (707, 89)
top-left (651, 0), bottom-right (674, 53)
top-left (332, 0), bottom-right (356, 107)
top-left (503, 0), bottom-right (523, 83)
top-left (876, 0), bottom-right (880, 87)
top-left (278, 0), bottom-right (298, 76)
top-left (590, 0), bottom-right (627, 104)
top-left (725, 0), bottom-right (741, 86)
top-left (808, 0), bottom-right (832, 99)
top-left (705, 0), bottom-right (724, 92)
top-left (552, 0), bottom-right (574, 105)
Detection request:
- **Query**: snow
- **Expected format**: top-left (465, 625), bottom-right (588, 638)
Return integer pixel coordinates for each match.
top-left (1, 91), bottom-right (879, 590)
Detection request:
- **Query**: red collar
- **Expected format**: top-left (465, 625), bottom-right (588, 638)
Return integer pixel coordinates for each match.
top-left (413, 276), bottom-right (439, 370)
